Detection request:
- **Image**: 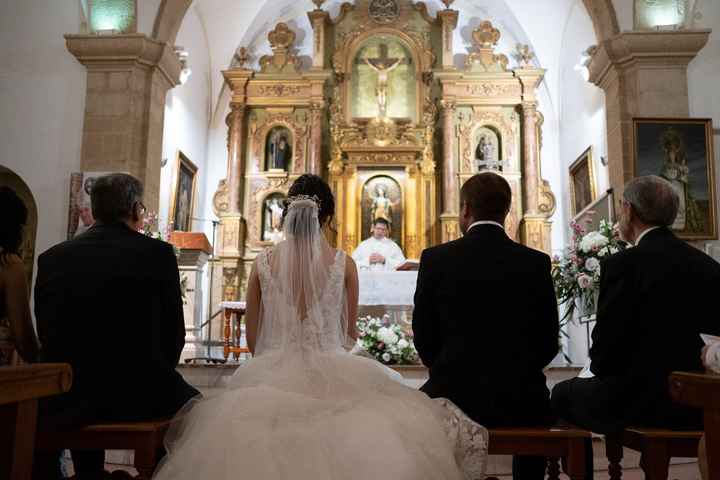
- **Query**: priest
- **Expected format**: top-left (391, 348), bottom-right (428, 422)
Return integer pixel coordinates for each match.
top-left (352, 218), bottom-right (406, 271)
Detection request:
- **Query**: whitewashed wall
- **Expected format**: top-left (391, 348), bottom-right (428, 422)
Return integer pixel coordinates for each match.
top-left (0, 0), bottom-right (86, 261)
top-left (159, 4), bottom-right (212, 235)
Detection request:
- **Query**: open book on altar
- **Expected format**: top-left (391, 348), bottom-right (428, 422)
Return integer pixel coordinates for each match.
top-left (395, 260), bottom-right (420, 271)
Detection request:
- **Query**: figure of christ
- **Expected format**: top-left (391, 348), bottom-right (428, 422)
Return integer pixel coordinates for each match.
top-left (363, 43), bottom-right (403, 117)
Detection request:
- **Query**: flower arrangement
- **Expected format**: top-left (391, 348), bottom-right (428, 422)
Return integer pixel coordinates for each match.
top-left (356, 315), bottom-right (418, 365)
top-left (552, 218), bottom-right (625, 322)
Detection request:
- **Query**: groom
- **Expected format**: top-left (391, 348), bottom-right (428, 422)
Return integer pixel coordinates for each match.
top-left (413, 172), bottom-right (559, 479)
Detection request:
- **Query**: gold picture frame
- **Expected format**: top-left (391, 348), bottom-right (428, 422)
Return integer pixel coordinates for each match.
top-left (569, 146), bottom-right (597, 215)
top-left (169, 151), bottom-right (198, 232)
top-left (632, 118), bottom-right (717, 240)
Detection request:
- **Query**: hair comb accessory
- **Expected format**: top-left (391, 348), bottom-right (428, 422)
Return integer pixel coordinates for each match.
top-left (286, 194), bottom-right (321, 210)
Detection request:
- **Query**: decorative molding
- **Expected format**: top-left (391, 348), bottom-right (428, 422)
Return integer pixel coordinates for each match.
top-left (464, 21), bottom-right (509, 72)
top-left (259, 23), bottom-right (303, 74)
top-left (64, 33), bottom-right (182, 87)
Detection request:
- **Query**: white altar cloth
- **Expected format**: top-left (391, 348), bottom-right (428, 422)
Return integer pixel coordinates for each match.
top-left (358, 271), bottom-right (418, 306)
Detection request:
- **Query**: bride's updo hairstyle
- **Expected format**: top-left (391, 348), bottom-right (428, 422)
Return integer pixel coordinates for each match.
top-left (282, 174), bottom-right (335, 227)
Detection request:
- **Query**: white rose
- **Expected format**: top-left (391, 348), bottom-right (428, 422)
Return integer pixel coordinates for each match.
top-left (585, 258), bottom-right (600, 272)
top-left (579, 232), bottom-right (609, 253)
top-left (577, 274), bottom-right (593, 290)
top-left (382, 353), bottom-right (391, 362)
top-left (397, 339), bottom-right (409, 349)
top-left (610, 246), bottom-right (619, 254)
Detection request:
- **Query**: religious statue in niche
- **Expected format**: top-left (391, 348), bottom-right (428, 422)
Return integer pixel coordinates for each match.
top-left (371, 186), bottom-right (393, 223)
top-left (475, 136), bottom-right (494, 166)
top-left (474, 128), bottom-right (502, 172)
top-left (362, 175), bottom-right (403, 247)
top-left (266, 127), bottom-right (292, 171)
top-left (262, 193), bottom-right (287, 243)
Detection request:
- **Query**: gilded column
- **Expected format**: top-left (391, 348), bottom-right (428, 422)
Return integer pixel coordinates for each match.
top-left (521, 101), bottom-right (540, 215)
top-left (226, 104), bottom-right (246, 214)
top-left (440, 101), bottom-right (459, 242)
top-left (308, 9), bottom-right (331, 70)
top-left (437, 9), bottom-right (459, 70)
top-left (309, 103), bottom-right (323, 175)
top-left (441, 101), bottom-right (457, 214)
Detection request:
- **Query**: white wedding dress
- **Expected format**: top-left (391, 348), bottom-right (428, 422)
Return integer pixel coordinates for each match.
top-left (153, 198), bottom-right (488, 480)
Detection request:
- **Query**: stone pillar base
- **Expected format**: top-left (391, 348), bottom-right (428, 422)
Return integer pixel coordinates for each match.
top-left (440, 214), bottom-right (460, 243)
top-left (520, 216), bottom-right (552, 254)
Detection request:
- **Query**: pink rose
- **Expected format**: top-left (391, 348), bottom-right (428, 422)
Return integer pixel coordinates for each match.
top-left (577, 274), bottom-right (593, 290)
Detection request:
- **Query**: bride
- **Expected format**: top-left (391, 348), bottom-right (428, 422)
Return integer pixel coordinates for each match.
top-left (154, 174), bottom-right (488, 480)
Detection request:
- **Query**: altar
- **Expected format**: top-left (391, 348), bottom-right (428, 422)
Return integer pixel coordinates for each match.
top-left (358, 270), bottom-right (417, 333)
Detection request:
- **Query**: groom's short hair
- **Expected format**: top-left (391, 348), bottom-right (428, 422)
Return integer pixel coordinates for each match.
top-left (460, 172), bottom-right (511, 223)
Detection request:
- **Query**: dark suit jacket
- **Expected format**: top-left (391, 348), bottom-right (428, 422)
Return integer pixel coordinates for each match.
top-left (35, 223), bottom-right (198, 424)
top-left (413, 224), bottom-right (559, 426)
top-left (589, 226), bottom-right (720, 426)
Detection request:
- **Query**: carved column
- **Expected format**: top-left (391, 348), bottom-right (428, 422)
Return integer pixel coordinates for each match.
top-left (521, 101), bottom-right (540, 215)
top-left (440, 101), bottom-right (459, 242)
top-left (308, 9), bottom-right (331, 70)
top-left (226, 104), bottom-right (246, 214)
top-left (437, 9), bottom-right (459, 70)
top-left (309, 103), bottom-right (323, 175)
top-left (65, 34), bottom-right (182, 210)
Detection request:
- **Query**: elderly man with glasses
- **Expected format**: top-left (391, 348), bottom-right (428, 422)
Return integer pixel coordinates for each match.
top-left (551, 175), bottom-right (720, 479)
top-left (33, 173), bottom-right (199, 479)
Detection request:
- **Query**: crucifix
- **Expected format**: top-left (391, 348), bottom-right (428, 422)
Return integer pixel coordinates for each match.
top-left (362, 43), bottom-right (406, 117)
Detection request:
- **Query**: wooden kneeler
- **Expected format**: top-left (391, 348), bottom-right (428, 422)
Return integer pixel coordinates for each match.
top-left (484, 426), bottom-right (591, 480)
top-left (605, 427), bottom-right (702, 480)
top-left (35, 419), bottom-right (172, 479)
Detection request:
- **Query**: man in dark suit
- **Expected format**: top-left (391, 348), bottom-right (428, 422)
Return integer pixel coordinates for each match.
top-left (34, 173), bottom-right (199, 479)
top-left (552, 175), bottom-right (720, 479)
top-left (413, 172), bottom-right (560, 480)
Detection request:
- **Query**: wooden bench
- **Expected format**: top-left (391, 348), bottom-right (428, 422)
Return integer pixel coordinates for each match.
top-left (670, 371), bottom-right (720, 480)
top-left (485, 426), bottom-right (591, 480)
top-left (605, 427), bottom-right (702, 480)
top-left (0, 364), bottom-right (72, 480)
top-left (35, 419), bottom-right (172, 479)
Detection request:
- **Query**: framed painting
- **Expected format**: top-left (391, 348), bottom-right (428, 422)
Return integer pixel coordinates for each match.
top-left (633, 118), bottom-right (716, 240)
top-left (569, 147), bottom-right (597, 215)
top-left (169, 151), bottom-right (198, 232)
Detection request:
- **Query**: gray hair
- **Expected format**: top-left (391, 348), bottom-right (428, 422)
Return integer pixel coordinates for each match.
top-left (623, 175), bottom-right (679, 227)
top-left (90, 173), bottom-right (144, 223)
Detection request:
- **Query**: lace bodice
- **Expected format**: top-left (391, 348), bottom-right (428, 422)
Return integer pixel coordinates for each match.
top-left (255, 248), bottom-right (347, 353)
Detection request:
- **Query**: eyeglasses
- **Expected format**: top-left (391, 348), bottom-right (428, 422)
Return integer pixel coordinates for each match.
top-left (137, 201), bottom-right (147, 215)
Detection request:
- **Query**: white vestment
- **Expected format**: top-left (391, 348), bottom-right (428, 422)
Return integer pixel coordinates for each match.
top-left (352, 236), bottom-right (406, 271)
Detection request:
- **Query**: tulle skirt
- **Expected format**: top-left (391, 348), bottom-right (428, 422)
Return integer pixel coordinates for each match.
top-left (154, 350), bottom-right (487, 480)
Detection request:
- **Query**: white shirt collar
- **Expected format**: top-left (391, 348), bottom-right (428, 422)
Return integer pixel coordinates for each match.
top-left (467, 220), bottom-right (505, 233)
top-left (635, 226), bottom-right (660, 246)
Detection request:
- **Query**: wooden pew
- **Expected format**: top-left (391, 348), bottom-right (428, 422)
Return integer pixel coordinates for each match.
top-left (35, 419), bottom-right (172, 479)
top-left (605, 427), bottom-right (702, 480)
top-left (0, 363), bottom-right (72, 480)
top-left (485, 426), bottom-right (591, 480)
top-left (670, 371), bottom-right (720, 480)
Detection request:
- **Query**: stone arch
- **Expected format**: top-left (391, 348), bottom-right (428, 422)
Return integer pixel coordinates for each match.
top-left (582, 0), bottom-right (620, 42)
top-left (0, 166), bottom-right (38, 283)
top-left (152, 0), bottom-right (193, 44)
